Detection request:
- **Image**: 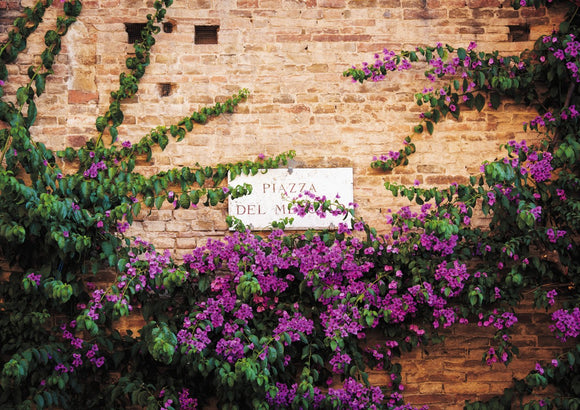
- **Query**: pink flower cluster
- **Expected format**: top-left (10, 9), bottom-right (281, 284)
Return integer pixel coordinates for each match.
top-left (83, 159), bottom-right (107, 178)
top-left (54, 322), bottom-right (105, 374)
top-left (355, 48), bottom-right (413, 82)
top-left (550, 308), bottom-right (580, 341)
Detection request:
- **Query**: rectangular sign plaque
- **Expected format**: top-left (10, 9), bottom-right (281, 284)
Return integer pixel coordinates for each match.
top-left (228, 168), bottom-right (354, 230)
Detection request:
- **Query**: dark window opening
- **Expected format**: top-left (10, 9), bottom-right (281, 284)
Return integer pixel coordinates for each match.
top-left (508, 25), bottom-right (530, 42)
top-left (163, 22), bottom-right (174, 33)
top-left (124, 23), bottom-right (147, 44)
top-left (159, 83), bottom-right (173, 97)
top-left (195, 25), bottom-right (219, 44)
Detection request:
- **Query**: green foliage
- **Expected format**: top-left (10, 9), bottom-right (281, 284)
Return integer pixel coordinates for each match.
top-left (466, 344), bottom-right (580, 410)
top-left (0, 0), bottom-right (293, 407)
top-left (1, 0), bottom-right (579, 409)
top-left (142, 322), bottom-right (178, 365)
top-left (344, 1), bottom-right (580, 408)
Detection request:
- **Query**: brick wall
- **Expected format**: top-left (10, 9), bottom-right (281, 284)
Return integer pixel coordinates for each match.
top-left (9, 0), bottom-right (567, 239)
top-left (1, 0), bottom-right (573, 408)
top-left (0, 0), bottom-right (21, 33)
top-left (11, 0), bottom-right (560, 246)
top-left (382, 299), bottom-right (575, 409)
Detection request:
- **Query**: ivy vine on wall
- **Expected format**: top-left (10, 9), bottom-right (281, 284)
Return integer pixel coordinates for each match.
top-left (0, 0), bottom-right (579, 409)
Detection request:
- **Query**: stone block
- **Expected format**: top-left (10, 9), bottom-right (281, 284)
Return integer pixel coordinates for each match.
top-left (68, 90), bottom-right (99, 104)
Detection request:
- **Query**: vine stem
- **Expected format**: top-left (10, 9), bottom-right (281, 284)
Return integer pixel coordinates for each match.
top-left (18, 65), bottom-right (42, 116)
top-left (546, 6), bottom-right (579, 150)
top-left (95, 131), bottom-right (105, 148)
top-left (1, 68), bottom-right (53, 168)
top-left (569, 5), bottom-right (579, 24)
top-left (549, 80), bottom-right (576, 151)
top-left (0, 135), bottom-right (13, 166)
top-left (0, 0), bottom-right (49, 60)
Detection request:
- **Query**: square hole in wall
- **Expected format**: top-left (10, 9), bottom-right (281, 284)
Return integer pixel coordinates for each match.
top-left (508, 25), bottom-right (530, 42)
top-left (158, 83), bottom-right (174, 97)
top-left (163, 22), bottom-right (174, 33)
top-left (124, 23), bottom-right (147, 44)
top-left (195, 25), bottom-right (219, 44)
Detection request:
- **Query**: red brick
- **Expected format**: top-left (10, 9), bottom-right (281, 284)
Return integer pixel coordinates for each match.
top-left (237, 0), bottom-right (257, 7)
top-left (403, 8), bottom-right (447, 19)
top-left (319, 0), bottom-right (346, 7)
top-left (67, 90), bottom-right (99, 104)
top-left (444, 381), bottom-right (491, 394)
top-left (521, 7), bottom-right (546, 17)
top-left (312, 34), bottom-right (372, 42)
top-left (419, 382), bottom-right (444, 394)
top-left (425, 175), bottom-right (470, 185)
top-left (467, 0), bottom-right (500, 6)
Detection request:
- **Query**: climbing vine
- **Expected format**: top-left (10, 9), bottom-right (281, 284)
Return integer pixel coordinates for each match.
top-left (0, 0), bottom-right (579, 409)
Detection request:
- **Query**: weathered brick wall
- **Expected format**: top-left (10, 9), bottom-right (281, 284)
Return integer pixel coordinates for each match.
top-left (7, 0), bottom-right (566, 242)
top-left (23, 1), bottom-right (566, 236)
top-left (0, 0), bottom-right (21, 33)
top-left (375, 299), bottom-right (575, 409)
top-left (2, 0), bottom-right (574, 408)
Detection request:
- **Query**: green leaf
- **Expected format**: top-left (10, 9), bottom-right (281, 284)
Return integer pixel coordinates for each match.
top-left (478, 71), bottom-right (485, 88)
top-left (96, 116), bottom-right (107, 132)
top-left (132, 201), bottom-right (141, 217)
top-left (426, 120), bottom-right (434, 135)
top-left (35, 74), bottom-right (46, 96)
top-left (179, 193), bottom-right (190, 209)
top-left (27, 101), bottom-right (37, 127)
top-left (34, 393), bottom-right (45, 409)
top-left (490, 92), bottom-right (500, 109)
top-left (43, 391), bottom-right (53, 407)
top-left (44, 30), bottom-right (59, 47)
top-left (184, 118), bottom-right (193, 132)
top-left (169, 124), bottom-right (178, 137)
top-left (158, 134), bottom-right (169, 150)
top-left (474, 94), bottom-right (485, 112)
top-left (63, 0), bottom-right (82, 17)
top-left (101, 241), bottom-right (114, 256)
top-left (330, 340), bottom-right (337, 351)
top-left (268, 346), bottom-right (277, 363)
top-left (190, 190), bottom-right (200, 205)
top-left (0, 62), bottom-right (7, 82)
top-left (195, 170), bottom-right (206, 186)
top-left (16, 87), bottom-right (29, 105)
top-left (41, 49), bottom-right (55, 69)
top-left (110, 103), bottom-right (124, 125)
top-left (110, 126), bottom-right (118, 142)
top-left (81, 181), bottom-right (90, 198)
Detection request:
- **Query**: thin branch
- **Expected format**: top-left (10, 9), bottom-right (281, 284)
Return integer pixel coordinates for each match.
top-left (549, 80), bottom-right (576, 151)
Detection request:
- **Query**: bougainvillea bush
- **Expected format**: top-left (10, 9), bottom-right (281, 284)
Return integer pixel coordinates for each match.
top-left (1, 0), bottom-right (579, 408)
